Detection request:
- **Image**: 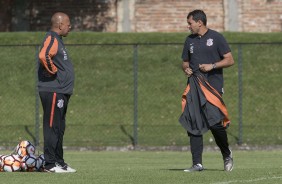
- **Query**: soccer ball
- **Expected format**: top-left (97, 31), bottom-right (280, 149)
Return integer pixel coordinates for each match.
top-left (2, 155), bottom-right (21, 172)
top-left (0, 154), bottom-right (6, 166)
top-left (21, 154), bottom-right (37, 172)
top-left (0, 154), bottom-right (7, 172)
top-left (15, 140), bottom-right (35, 158)
top-left (36, 154), bottom-right (45, 171)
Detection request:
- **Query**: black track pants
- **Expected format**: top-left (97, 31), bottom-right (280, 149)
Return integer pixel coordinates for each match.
top-left (39, 92), bottom-right (70, 169)
top-left (187, 122), bottom-right (231, 165)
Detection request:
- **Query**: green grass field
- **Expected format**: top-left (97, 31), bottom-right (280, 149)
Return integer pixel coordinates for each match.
top-left (0, 150), bottom-right (282, 184)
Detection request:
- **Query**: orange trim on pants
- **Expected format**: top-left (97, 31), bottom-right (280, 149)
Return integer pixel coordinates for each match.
top-left (50, 93), bottom-right (57, 127)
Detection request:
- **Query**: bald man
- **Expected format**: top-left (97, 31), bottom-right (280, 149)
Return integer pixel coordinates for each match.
top-left (38, 12), bottom-right (76, 173)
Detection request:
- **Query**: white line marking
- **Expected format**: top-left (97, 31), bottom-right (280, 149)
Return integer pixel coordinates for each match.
top-left (212, 176), bottom-right (282, 184)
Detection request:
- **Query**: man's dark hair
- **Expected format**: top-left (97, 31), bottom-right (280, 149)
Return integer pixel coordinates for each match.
top-left (187, 10), bottom-right (207, 26)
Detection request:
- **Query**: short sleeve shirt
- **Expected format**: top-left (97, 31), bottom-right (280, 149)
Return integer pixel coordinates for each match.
top-left (181, 29), bottom-right (231, 93)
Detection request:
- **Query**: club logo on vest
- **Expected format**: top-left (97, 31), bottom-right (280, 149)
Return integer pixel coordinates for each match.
top-left (206, 39), bottom-right (213, 46)
top-left (57, 99), bottom-right (64, 108)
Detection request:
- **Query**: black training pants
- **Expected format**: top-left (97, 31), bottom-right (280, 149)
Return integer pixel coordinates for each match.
top-left (187, 122), bottom-right (231, 165)
top-left (39, 92), bottom-right (70, 168)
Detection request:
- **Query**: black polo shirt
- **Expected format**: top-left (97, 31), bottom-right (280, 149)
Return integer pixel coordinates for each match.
top-left (181, 29), bottom-right (231, 94)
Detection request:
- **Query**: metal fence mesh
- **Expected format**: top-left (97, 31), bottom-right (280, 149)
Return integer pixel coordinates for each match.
top-left (0, 43), bottom-right (281, 148)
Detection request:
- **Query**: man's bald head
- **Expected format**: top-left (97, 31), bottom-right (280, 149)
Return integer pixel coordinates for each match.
top-left (50, 12), bottom-right (71, 37)
top-left (51, 12), bottom-right (68, 28)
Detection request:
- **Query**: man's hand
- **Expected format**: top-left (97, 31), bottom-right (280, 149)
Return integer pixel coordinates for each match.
top-left (184, 67), bottom-right (193, 77)
top-left (199, 64), bottom-right (213, 72)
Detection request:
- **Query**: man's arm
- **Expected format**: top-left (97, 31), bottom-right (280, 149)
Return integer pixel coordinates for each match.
top-left (182, 60), bottom-right (193, 77)
top-left (39, 35), bottom-right (58, 74)
top-left (199, 52), bottom-right (234, 72)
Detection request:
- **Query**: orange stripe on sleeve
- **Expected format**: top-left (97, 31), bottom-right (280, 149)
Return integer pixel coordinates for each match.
top-left (39, 35), bottom-right (58, 74)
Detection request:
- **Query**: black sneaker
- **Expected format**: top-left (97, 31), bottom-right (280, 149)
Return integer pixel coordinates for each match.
top-left (224, 157), bottom-right (233, 171)
top-left (184, 164), bottom-right (204, 172)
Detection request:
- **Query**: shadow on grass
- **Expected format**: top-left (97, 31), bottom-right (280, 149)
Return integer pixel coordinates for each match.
top-left (167, 169), bottom-right (185, 171)
top-left (165, 168), bottom-right (223, 172)
top-left (120, 125), bottom-right (134, 146)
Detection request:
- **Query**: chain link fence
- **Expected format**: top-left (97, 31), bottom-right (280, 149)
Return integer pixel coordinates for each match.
top-left (0, 43), bottom-right (281, 149)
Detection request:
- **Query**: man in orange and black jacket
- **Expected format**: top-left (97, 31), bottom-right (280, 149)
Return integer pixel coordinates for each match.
top-left (38, 12), bottom-right (76, 173)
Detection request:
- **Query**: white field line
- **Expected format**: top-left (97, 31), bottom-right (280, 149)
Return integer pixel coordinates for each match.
top-left (212, 176), bottom-right (282, 184)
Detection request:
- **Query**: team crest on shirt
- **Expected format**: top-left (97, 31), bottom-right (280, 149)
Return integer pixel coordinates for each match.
top-left (57, 99), bottom-right (64, 108)
top-left (206, 39), bottom-right (213, 46)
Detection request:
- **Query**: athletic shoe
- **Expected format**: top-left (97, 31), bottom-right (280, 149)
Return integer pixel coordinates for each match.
top-left (184, 163), bottom-right (204, 172)
top-left (62, 165), bottom-right (76, 173)
top-left (43, 166), bottom-right (68, 173)
top-left (224, 157), bottom-right (234, 171)
top-left (56, 162), bottom-right (77, 173)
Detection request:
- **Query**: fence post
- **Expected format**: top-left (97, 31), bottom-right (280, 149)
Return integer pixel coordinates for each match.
top-left (237, 44), bottom-right (243, 145)
top-left (133, 44), bottom-right (138, 148)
